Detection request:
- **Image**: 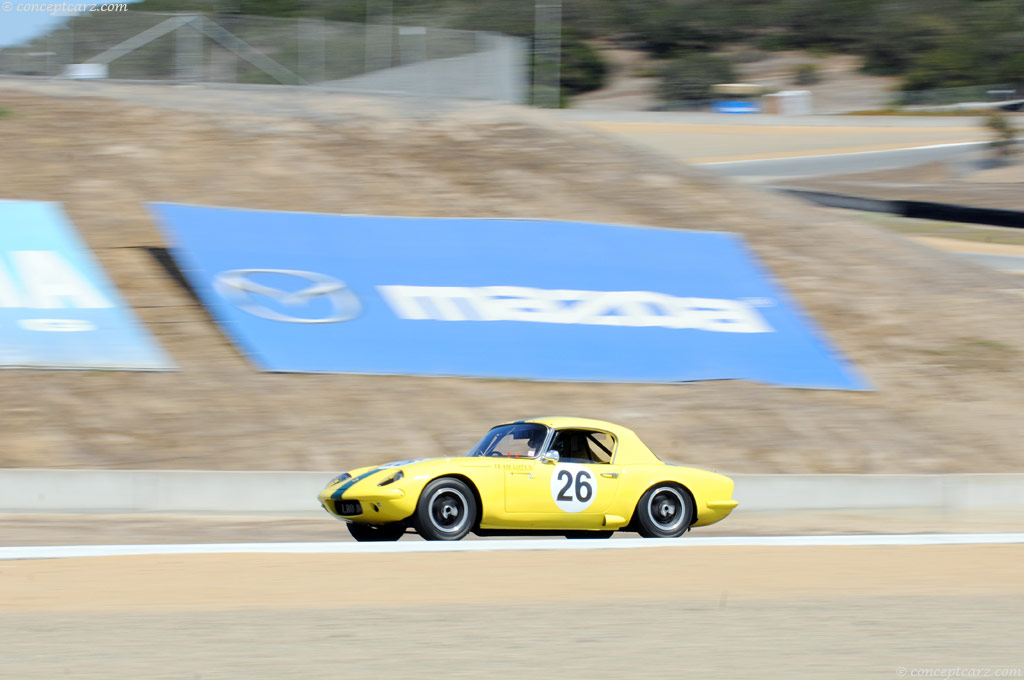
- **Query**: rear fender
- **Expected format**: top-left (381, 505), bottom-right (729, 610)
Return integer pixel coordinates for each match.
top-left (624, 481), bottom-right (697, 530)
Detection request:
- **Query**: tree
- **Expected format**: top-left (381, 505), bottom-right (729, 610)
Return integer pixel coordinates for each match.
top-left (985, 111), bottom-right (1018, 159)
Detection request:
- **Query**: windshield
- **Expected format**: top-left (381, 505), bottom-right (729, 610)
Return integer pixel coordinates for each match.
top-left (466, 423), bottom-right (548, 458)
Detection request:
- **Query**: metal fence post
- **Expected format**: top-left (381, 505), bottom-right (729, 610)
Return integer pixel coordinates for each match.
top-left (397, 25), bottom-right (426, 66)
top-left (533, 0), bottom-right (561, 108)
top-left (299, 17), bottom-right (326, 84)
top-left (175, 14), bottom-right (203, 82)
top-left (364, 0), bottom-right (393, 74)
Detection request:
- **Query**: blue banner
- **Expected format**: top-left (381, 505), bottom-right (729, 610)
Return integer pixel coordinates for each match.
top-left (0, 201), bottom-right (174, 370)
top-left (150, 203), bottom-right (868, 389)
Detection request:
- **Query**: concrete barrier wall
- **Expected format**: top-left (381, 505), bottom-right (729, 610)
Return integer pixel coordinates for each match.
top-left (0, 470), bottom-right (329, 514)
top-left (733, 474), bottom-right (1024, 511)
top-left (1, 470), bottom-right (1023, 515)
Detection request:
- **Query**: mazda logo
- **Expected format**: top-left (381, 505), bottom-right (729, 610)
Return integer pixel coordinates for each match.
top-left (213, 269), bottom-right (361, 323)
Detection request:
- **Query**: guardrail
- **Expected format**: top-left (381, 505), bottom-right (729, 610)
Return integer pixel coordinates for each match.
top-left (1, 470), bottom-right (1022, 514)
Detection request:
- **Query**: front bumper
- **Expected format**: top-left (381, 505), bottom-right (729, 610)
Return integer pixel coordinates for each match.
top-left (318, 484), bottom-right (415, 524)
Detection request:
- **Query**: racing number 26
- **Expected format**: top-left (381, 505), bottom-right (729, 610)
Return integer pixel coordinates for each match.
top-left (556, 469), bottom-right (593, 503)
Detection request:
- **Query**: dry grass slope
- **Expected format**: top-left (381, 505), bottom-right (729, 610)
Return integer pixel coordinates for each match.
top-left (1, 80), bottom-right (1023, 473)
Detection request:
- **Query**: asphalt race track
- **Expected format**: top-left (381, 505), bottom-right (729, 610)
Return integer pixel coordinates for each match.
top-left (3, 532), bottom-right (1024, 560)
top-left (2, 538), bottom-right (1022, 679)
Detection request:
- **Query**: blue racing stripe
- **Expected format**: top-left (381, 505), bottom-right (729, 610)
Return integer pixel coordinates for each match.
top-left (329, 459), bottom-right (428, 500)
top-left (330, 467), bottom-right (384, 500)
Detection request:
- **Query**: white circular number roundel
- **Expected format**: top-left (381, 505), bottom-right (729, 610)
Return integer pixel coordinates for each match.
top-left (549, 463), bottom-right (596, 513)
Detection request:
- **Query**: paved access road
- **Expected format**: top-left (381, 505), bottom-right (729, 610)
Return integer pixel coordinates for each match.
top-left (559, 110), bottom-right (989, 164)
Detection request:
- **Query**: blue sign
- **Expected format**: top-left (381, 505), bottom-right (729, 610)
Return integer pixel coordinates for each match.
top-left (0, 201), bottom-right (174, 370)
top-left (150, 203), bottom-right (868, 390)
top-left (712, 100), bottom-right (762, 114)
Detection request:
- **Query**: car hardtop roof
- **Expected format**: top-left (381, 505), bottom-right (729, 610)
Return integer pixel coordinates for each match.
top-left (500, 416), bottom-right (635, 436)
top-left (494, 417), bottom-right (662, 465)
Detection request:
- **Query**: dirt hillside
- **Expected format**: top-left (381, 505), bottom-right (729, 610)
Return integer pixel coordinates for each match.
top-left (1, 80), bottom-right (1023, 473)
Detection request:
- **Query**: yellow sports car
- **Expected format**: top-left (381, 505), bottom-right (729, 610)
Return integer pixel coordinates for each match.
top-left (317, 417), bottom-right (738, 541)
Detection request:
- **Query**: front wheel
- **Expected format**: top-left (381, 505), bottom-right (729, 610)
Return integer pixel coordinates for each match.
top-left (413, 477), bottom-right (477, 541)
top-left (347, 522), bottom-right (406, 542)
top-left (635, 484), bottom-right (693, 538)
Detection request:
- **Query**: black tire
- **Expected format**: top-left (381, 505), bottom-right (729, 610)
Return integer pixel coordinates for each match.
top-left (565, 530), bottom-right (614, 539)
top-left (635, 484), bottom-right (694, 538)
top-left (347, 522), bottom-right (406, 542)
top-left (413, 477), bottom-right (477, 541)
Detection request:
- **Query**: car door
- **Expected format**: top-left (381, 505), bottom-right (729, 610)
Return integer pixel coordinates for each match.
top-left (503, 428), bottom-right (622, 528)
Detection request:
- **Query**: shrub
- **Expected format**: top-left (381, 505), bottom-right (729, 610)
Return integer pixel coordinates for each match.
top-left (985, 111), bottom-right (1018, 158)
top-left (656, 53), bottom-right (736, 103)
top-left (794, 63), bottom-right (820, 86)
top-left (559, 36), bottom-right (608, 95)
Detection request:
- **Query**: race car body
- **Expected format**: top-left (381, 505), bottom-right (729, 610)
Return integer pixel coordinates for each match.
top-left (318, 416), bottom-right (738, 541)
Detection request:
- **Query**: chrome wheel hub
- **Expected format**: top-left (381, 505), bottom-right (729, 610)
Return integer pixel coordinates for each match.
top-left (429, 488), bottom-right (469, 533)
top-left (648, 487), bottom-right (687, 532)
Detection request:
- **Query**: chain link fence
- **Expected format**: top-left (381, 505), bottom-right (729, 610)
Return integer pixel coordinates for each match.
top-left (0, 11), bottom-right (527, 103)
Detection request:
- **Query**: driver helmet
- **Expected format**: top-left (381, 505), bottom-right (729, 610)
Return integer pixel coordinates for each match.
top-left (526, 430), bottom-right (545, 457)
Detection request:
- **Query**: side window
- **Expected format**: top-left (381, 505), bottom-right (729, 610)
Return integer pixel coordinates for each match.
top-left (587, 431), bottom-right (615, 464)
top-left (549, 429), bottom-right (616, 464)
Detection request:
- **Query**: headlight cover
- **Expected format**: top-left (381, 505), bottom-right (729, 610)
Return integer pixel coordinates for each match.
top-left (328, 472), bottom-right (351, 486)
top-left (378, 470), bottom-right (404, 486)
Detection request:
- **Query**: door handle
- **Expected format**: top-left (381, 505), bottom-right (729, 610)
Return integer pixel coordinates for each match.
top-left (601, 472), bottom-right (619, 478)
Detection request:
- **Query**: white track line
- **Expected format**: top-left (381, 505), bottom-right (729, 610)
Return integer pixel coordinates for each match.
top-left (696, 141), bottom-right (988, 167)
top-left (3, 534), bottom-right (1024, 560)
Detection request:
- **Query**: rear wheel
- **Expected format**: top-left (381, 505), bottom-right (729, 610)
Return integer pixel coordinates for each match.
top-left (347, 522), bottom-right (406, 542)
top-left (635, 484), bottom-right (693, 538)
top-left (413, 477), bottom-right (476, 541)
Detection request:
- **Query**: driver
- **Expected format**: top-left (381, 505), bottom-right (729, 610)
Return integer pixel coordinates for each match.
top-left (526, 430), bottom-right (545, 458)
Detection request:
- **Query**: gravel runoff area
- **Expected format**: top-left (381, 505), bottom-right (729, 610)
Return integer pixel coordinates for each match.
top-left (1, 79), bottom-right (1024, 475)
top-left (1, 545), bottom-right (1021, 679)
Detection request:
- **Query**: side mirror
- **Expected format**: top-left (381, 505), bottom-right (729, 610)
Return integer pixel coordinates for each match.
top-left (538, 450), bottom-right (560, 464)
